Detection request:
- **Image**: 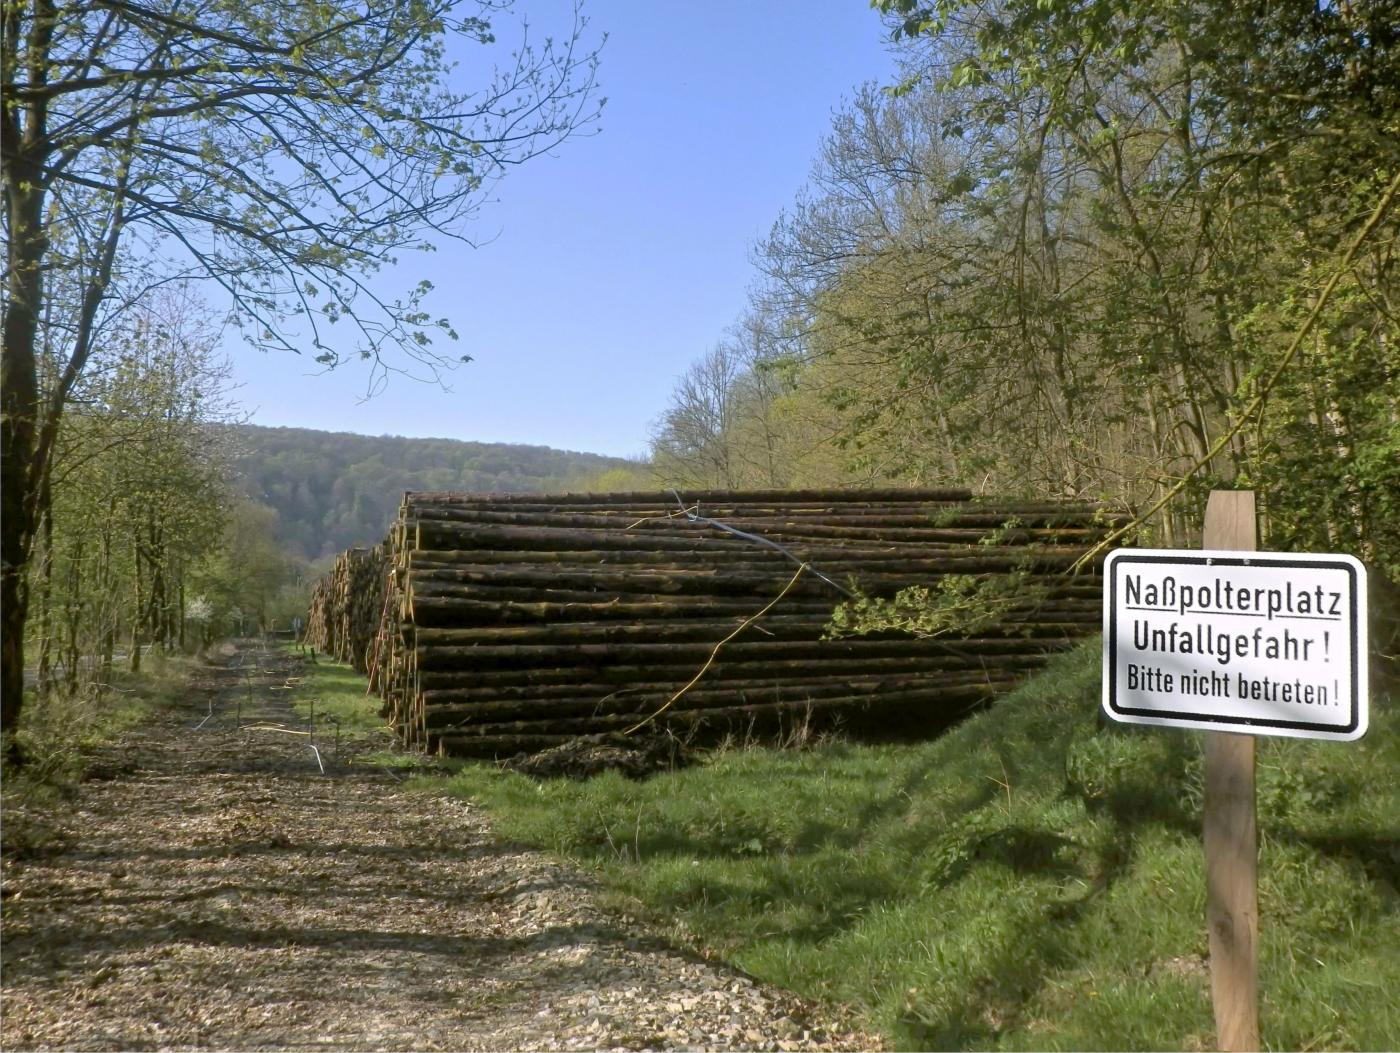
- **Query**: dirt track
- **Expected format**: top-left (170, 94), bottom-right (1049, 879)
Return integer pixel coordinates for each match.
top-left (0, 642), bottom-right (878, 1051)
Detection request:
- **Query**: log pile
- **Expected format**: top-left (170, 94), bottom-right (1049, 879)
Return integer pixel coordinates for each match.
top-left (304, 545), bottom-right (387, 673)
top-left (316, 488), bottom-right (1121, 758)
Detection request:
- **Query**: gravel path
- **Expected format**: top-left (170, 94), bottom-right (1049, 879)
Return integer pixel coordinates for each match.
top-left (1, 642), bottom-right (880, 1051)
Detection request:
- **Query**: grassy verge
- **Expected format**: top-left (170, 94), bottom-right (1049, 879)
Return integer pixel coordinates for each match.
top-left (281, 649), bottom-right (414, 768)
top-left (423, 641), bottom-right (1399, 1051)
top-left (2, 654), bottom-right (200, 858)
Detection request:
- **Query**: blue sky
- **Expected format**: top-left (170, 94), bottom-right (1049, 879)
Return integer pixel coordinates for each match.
top-left (226, 2), bottom-right (902, 459)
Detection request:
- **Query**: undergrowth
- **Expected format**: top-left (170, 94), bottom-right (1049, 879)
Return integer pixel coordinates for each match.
top-left (426, 640), bottom-right (1399, 1051)
top-left (1, 654), bottom-right (197, 858)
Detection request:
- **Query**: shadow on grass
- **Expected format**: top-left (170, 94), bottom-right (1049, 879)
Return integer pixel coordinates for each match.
top-left (897, 915), bottom-right (1084, 1050)
top-left (892, 728), bottom-right (1207, 1046)
top-left (1285, 831), bottom-right (1400, 890)
top-left (975, 825), bottom-right (1087, 878)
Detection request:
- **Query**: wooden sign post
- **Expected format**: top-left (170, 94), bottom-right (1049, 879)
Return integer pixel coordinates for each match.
top-left (1103, 490), bottom-right (1369, 1053)
top-left (1202, 490), bottom-right (1259, 1052)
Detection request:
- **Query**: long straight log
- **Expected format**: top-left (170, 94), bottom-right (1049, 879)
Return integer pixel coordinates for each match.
top-left (401, 506), bottom-right (1117, 536)
top-left (405, 546), bottom-right (1113, 575)
top-left (404, 578), bottom-right (1101, 602)
top-left (419, 694), bottom-right (1010, 733)
top-left (425, 696), bottom-right (977, 739)
top-left (405, 569), bottom-right (1106, 603)
top-left (401, 566), bottom-right (1104, 595)
top-left (402, 561), bottom-right (1088, 597)
top-left (406, 542), bottom-right (1112, 566)
top-left (403, 495), bottom-right (1122, 517)
top-left (410, 618), bottom-right (1093, 648)
top-left (404, 502), bottom-right (1126, 523)
top-left (414, 651), bottom-right (1054, 693)
top-left (412, 636), bottom-right (1079, 672)
top-left (404, 588), bottom-right (1099, 620)
top-left (406, 486), bottom-right (977, 505)
top-left (404, 596), bottom-right (1101, 628)
top-left (406, 596), bottom-right (843, 624)
top-left (405, 582), bottom-right (1102, 613)
top-left (411, 660), bottom-right (1060, 695)
top-left (402, 497), bottom-right (1121, 515)
top-left (421, 672), bottom-right (1024, 727)
top-left (411, 582), bottom-right (681, 605)
top-left (427, 684), bottom-right (1002, 751)
top-left (404, 551), bottom-right (1095, 577)
top-left (413, 520), bottom-right (1113, 555)
top-left (413, 522), bottom-right (750, 553)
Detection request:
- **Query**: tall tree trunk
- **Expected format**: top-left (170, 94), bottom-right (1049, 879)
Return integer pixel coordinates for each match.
top-left (0, 225), bottom-right (40, 746)
top-left (61, 539), bottom-right (82, 694)
top-left (130, 540), bottom-right (143, 674)
top-left (98, 513), bottom-right (114, 683)
top-left (1, 0), bottom-right (57, 756)
top-left (34, 496), bottom-right (53, 698)
top-left (0, 573), bottom-right (30, 753)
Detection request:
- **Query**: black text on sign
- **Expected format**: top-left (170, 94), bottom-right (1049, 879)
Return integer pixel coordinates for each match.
top-left (1103, 551), bottom-right (1368, 740)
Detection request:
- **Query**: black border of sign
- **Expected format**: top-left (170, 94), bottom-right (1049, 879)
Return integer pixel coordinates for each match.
top-left (1106, 553), bottom-right (1362, 735)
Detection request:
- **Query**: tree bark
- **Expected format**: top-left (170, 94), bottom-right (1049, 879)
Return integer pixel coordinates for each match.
top-left (34, 493), bottom-right (53, 698)
top-left (130, 540), bottom-right (143, 674)
top-left (0, 33), bottom-right (48, 748)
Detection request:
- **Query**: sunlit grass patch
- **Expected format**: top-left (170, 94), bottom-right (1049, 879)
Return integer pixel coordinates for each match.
top-left (426, 640), bottom-right (1400, 1050)
top-left (282, 650), bottom-right (409, 768)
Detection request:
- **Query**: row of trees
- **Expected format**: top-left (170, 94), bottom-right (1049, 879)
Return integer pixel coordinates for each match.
top-left (27, 287), bottom-right (300, 699)
top-left (3, 0), bottom-right (603, 750)
top-left (651, 0), bottom-right (1398, 577)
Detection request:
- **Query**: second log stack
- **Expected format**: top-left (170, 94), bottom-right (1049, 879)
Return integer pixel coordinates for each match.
top-left (321, 487), bottom-right (1120, 758)
top-left (305, 544), bottom-right (386, 673)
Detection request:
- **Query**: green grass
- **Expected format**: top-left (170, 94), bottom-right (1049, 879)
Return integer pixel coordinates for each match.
top-left (284, 652), bottom-right (387, 736)
top-left (281, 649), bottom-right (409, 766)
top-left (8, 653), bottom-right (197, 778)
top-left (421, 640), bottom-right (1400, 1051)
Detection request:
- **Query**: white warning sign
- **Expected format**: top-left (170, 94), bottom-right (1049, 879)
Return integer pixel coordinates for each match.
top-left (1103, 550), bottom-right (1368, 740)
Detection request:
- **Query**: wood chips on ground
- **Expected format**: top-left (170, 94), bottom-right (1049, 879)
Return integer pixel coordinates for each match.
top-left (1, 642), bottom-right (881, 1052)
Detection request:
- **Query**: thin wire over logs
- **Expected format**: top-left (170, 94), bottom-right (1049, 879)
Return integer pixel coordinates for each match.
top-left (665, 489), bottom-right (856, 599)
top-left (625, 562), bottom-right (810, 735)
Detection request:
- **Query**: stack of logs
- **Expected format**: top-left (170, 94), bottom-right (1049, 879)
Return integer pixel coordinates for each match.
top-left (304, 545), bottom-right (387, 673)
top-left (313, 488), bottom-right (1120, 758)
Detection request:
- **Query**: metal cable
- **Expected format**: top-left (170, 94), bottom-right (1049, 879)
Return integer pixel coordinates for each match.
top-left (667, 489), bottom-right (856, 599)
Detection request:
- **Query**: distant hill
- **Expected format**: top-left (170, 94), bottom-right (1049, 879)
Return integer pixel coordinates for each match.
top-left (226, 424), bottom-right (637, 563)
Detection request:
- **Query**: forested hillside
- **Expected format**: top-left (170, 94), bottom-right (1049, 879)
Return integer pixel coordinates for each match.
top-left (225, 425), bottom-right (638, 562)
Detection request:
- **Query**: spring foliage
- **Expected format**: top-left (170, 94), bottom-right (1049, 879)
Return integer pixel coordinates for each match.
top-left (651, 0), bottom-right (1399, 578)
top-left (3, 0), bottom-right (602, 742)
